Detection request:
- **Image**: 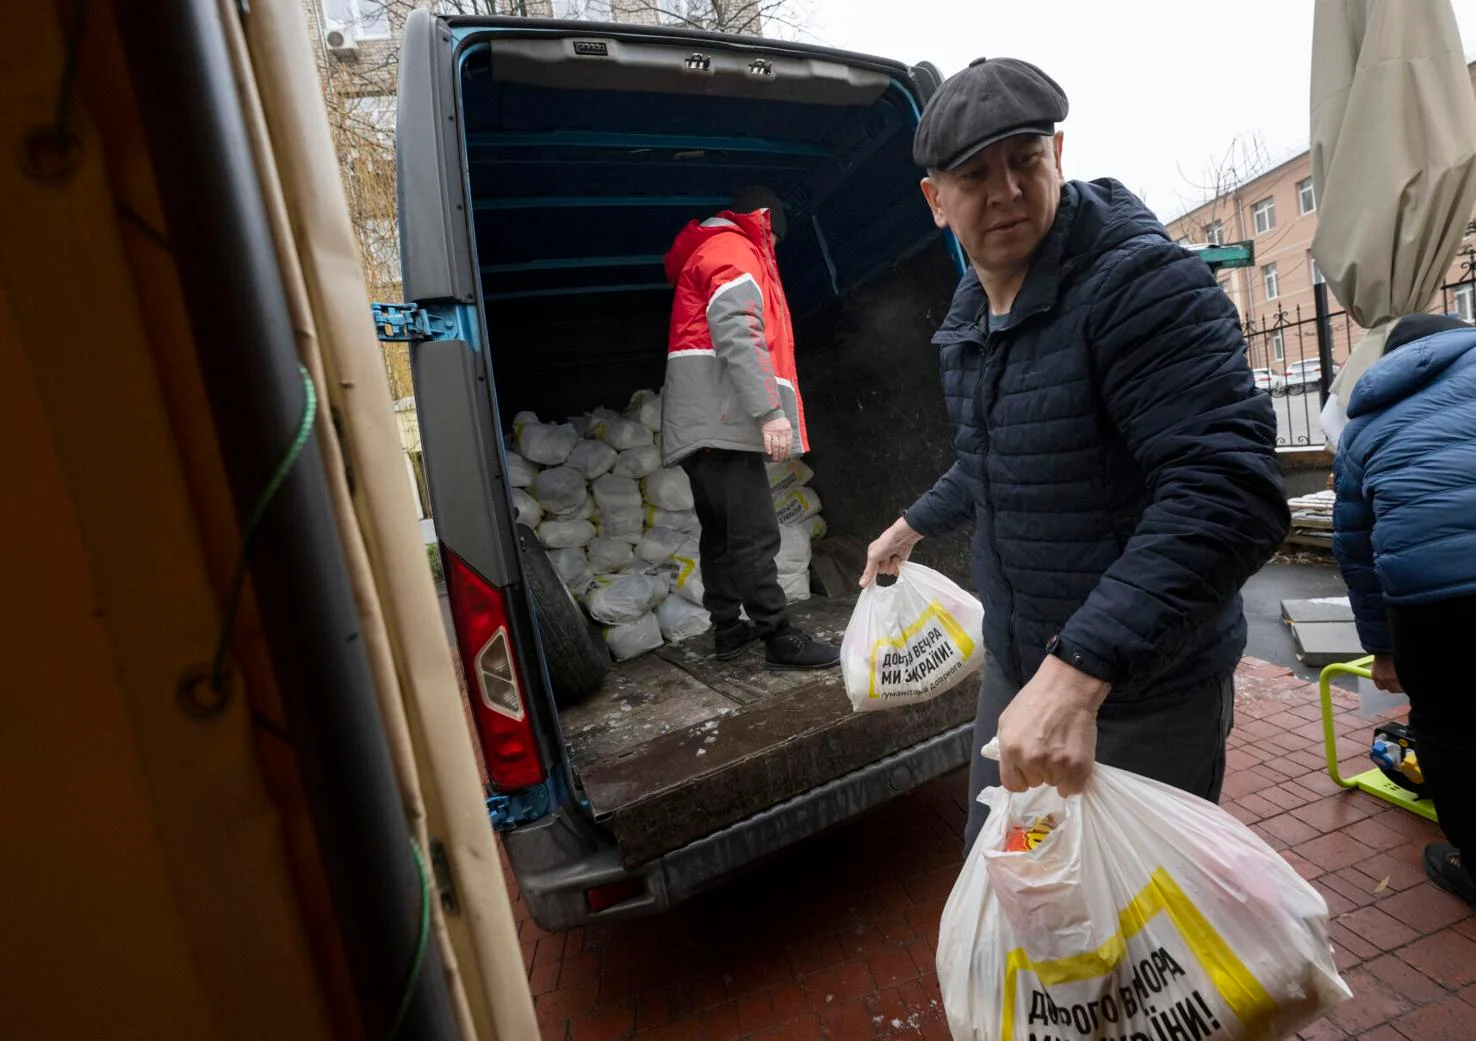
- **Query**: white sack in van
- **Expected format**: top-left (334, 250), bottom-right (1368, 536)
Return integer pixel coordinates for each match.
top-left (537, 518), bottom-right (596, 550)
top-left (670, 540), bottom-right (705, 606)
top-left (548, 547), bottom-right (593, 592)
top-left (779, 569), bottom-right (811, 603)
top-left (656, 595), bottom-right (711, 643)
top-left (532, 466), bottom-right (587, 514)
top-left (588, 536), bottom-right (636, 574)
top-left (592, 473), bottom-right (642, 514)
top-left (588, 407), bottom-right (653, 451)
top-left (646, 506), bottom-right (700, 532)
top-left (586, 574), bottom-right (668, 626)
top-left (506, 451), bottom-right (538, 488)
top-left (773, 486), bottom-right (822, 525)
top-left (613, 445), bottom-right (662, 480)
top-left (603, 612), bottom-right (664, 662)
top-left (804, 514), bottom-right (828, 540)
top-left (642, 468), bottom-right (694, 512)
top-left (637, 526), bottom-right (685, 564)
top-left (512, 489), bottom-right (543, 529)
top-left (776, 523), bottom-right (812, 574)
top-left (626, 389), bottom-right (662, 432)
top-left (595, 505), bottom-right (644, 542)
top-left (512, 410), bottom-right (540, 436)
top-left (766, 459), bottom-right (815, 492)
top-left (565, 438), bottom-right (618, 480)
top-left (517, 421), bottom-right (579, 466)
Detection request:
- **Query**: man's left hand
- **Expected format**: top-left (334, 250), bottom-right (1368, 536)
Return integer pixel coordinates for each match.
top-left (995, 654), bottom-right (1111, 795)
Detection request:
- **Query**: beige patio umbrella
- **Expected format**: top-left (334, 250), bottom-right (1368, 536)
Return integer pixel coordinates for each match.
top-left (1310, 0), bottom-right (1476, 445)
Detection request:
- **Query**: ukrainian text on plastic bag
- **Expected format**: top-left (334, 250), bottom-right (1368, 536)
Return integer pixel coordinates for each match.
top-left (841, 562), bottom-right (986, 710)
top-left (937, 743), bottom-right (1351, 1041)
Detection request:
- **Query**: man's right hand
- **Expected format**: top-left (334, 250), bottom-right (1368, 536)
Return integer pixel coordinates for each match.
top-left (860, 516), bottom-right (923, 586)
top-left (761, 416), bottom-right (793, 462)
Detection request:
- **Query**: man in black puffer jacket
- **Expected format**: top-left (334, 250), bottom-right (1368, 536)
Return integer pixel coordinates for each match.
top-left (861, 58), bottom-right (1289, 851)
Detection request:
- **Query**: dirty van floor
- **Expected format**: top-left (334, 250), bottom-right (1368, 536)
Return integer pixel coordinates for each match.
top-left (510, 656), bottom-right (1475, 1041)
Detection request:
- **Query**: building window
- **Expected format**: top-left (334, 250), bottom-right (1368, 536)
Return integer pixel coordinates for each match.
top-left (322, 0), bottom-right (389, 39)
top-left (1310, 256), bottom-right (1325, 285)
top-left (345, 94), bottom-right (395, 147)
top-left (1454, 284), bottom-right (1475, 322)
top-left (1271, 328), bottom-right (1285, 362)
top-left (1204, 221), bottom-right (1224, 246)
top-left (1263, 262), bottom-right (1279, 300)
top-left (1298, 178), bottom-right (1316, 216)
top-left (1252, 197), bottom-right (1276, 235)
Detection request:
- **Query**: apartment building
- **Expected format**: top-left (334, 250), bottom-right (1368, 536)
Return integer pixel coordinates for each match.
top-left (1166, 59), bottom-right (1476, 376)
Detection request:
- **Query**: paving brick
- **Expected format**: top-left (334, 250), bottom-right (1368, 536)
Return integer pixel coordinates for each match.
top-left (1335, 905), bottom-right (1420, 951)
top-left (1326, 968), bottom-right (1415, 1035)
top-left (786, 936), bottom-right (844, 976)
top-left (1461, 982), bottom-right (1476, 1009)
top-left (1343, 815), bottom-right (1411, 853)
top-left (1456, 918), bottom-right (1476, 943)
top-left (601, 968), bottom-right (638, 1005)
top-left (1377, 883), bottom-right (1473, 934)
top-left (1312, 879), bottom-right (1359, 918)
top-left (1302, 831), bottom-right (1371, 872)
top-left (536, 980), bottom-right (602, 1026)
top-left (1356, 852), bottom-right (1432, 892)
top-left (770, 1014), bottom-right (822, 1041)
top-left (867, 947), bottom-right (920, 990)
top-left (529, 959), bottom-right (561, 997)
top-left (1294, 1018), bottom-right (1349, 1040)
top-left (1234, 791), bottom-right (1283, 820)
top-left (735, 993), bottom-right (775, 1035)
top-left (640, 1019), bottom-right (702, 1041)
top-left (1364, 953), bottom-right (1454, 1005)
top-left (697, 1001), bottom-right (739, 1041)
top-left (873, 913), bottom-right (917, 946)
top-left (802, 961), bottom-right (877, 1007)
top-left (1328, 921), bottom-right (1380, 962)
top-left (1221, 769), bottom-right (1280, 800)
top-left (1280, 848), bottom-right (1326, 882)
top-left (1322, 869), bottom-right (1382, 908)
top-left (767, 984), bottom-right (809, 1023)
top-left (570, 1000), bottom-right (637, 1041)
top-left (522, 939), bottom-right (537, 972)
top-left (903, 898), bottom-right (947, 947)
top-left (1224, 801), bottom-right (1263, 826)
top-left (1391, 994), bottom-right (1476, 1041)
top-left (1259, 812), bottom-right (1324, 846)
top-left (1373, 807), bottom-right (1443, 840)
top-left (1399, 928), bottom-right (1476, 988)
top-left (818, 999), bottom-right (877, 1038)
top-left (561, 951), bottom-right (605, 988)
top-left (1290, 795), bottom-right (1376, 832)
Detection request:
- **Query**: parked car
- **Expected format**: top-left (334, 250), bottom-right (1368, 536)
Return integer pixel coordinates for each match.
top-left (1251, 368), bottom-right (1287, 396)
top-left (389, 10), bottom-right (977, 930)
top-left (1284, 358), bottom-right (1323, 394)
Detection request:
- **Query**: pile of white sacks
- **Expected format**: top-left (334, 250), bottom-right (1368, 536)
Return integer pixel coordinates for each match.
top-left (507, 389), bottom-right (826, 662)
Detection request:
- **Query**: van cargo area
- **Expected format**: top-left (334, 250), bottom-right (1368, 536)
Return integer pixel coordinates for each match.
top-left (439, 24), bottom-right (978, 879)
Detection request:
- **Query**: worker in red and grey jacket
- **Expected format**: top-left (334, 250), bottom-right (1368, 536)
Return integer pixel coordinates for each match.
top-left (661, 185), bottom-right (839, 670)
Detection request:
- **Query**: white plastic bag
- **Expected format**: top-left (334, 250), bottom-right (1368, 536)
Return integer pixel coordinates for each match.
top-left (776, 523), bottom-right (812, 574)
top-left (637, 526), bottom-right (686, 564)
top-left (604, 612), bottom-right (664, 662)
top-left (773, 486), bottom-right (822, 525)
top-left (506, 451), bottom-right (538, 489)
top-left (642, 468), bottom-right (695, 511)
top-left (626, 389), bottom-right (663, 432)
top-left (536, 519), bottom-right (596, 550)
top-left (532, 466), bottom-right (587, 515)
top-left (565, 438), bottom-right (618, 480)
top-left (841, 562), bottom-right (985, 711)
top-left (804, 514), bottom-right (828, 540)
top-left (586, 574), bottom-right (667, 626)
top-left (595, 505), bottom-right (645, 543)
top-left (937, 741), bottom-right (1351, 1041)
top-left (779, 569), bottom-right (811, 603)
top-left (670, 540), bottom-right (705, 606)
top-left (655, 595), bottom-right (711, 643)
top-left (592, 473), bottom-right (642, 514)
top-left (766, 459), bottom-right (815, 491)
top-left (548, 547), bottom-right (593, 594)
top-left (646, 506), bottom-right (700, 532)
top-left (613, 445), bottom-right (662, 480)
top-left (588, 536), bottom-right (635, 574)
top-left (517, 421), bottom-right (579, 466)
top-left (589, 407), bottom-right (654, 451)
top-left (512, 489), bottom-right (543, 529)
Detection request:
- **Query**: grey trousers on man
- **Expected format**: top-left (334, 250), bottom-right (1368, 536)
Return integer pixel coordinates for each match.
top-left (962, 654), bottom-right (1236, 853)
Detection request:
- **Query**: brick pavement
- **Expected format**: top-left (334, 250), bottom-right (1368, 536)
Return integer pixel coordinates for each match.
top-left (511, 658), bottom-right (1475, 1040)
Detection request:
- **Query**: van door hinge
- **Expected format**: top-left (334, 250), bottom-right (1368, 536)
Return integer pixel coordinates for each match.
top-left (372, 301), bottom-right (451, 343)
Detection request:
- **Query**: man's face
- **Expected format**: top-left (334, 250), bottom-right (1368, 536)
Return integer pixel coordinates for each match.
top-left (921, 133), bottom-right (1065, 277)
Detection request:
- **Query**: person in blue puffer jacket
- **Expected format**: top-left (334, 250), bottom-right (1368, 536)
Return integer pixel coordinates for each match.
top-left (1333, 312), bottom-right (1476, 906)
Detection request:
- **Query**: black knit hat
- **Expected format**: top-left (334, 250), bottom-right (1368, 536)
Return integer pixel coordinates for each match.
top-left (731, 185), bottom-right (787, 241)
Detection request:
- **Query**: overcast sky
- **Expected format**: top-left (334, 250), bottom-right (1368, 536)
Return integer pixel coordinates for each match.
top-left (799, 0), bottom-right (1476, 223)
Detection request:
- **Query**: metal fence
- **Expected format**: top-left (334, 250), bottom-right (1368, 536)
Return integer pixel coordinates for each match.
top-left (1238, 244), bottom-right (1476, 448)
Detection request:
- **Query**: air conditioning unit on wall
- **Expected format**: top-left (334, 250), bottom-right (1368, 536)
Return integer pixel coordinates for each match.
top-left (326, 23), bottom-right (360, 58)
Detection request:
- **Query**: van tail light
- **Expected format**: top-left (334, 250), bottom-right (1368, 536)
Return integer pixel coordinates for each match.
top-left (442, 545), bottom-right (545, 792)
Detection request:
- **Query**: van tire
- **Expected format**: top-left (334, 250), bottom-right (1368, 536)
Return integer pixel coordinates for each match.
top-left (516, 525), bottom-right (610, 707)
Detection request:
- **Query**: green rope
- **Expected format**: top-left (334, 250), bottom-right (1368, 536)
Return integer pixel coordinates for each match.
top-left (210, 364), bottom-right (318, 692)
top-left (389, 837), bottom-right (433, 1040)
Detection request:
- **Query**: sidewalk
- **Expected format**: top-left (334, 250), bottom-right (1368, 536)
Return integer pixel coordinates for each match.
top-left (512, 658), bottom-right (1475, 1041)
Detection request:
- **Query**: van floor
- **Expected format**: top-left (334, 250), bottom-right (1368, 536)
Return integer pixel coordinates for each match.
top-left (557, 594), bottom-right (977, 866)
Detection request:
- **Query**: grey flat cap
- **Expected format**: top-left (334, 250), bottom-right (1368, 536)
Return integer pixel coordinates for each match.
top-left (913, 57), bottom-right (1069, 171)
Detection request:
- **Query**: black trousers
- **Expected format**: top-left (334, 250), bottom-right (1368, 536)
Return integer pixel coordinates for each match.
top-left (680, 449), bottom-right (789, 638)
top-left (1389, 595), bottom-right (1476, 865)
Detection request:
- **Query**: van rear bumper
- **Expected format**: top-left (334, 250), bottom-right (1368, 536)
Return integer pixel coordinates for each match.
top-left (503, 721), bottom-right (972, 931)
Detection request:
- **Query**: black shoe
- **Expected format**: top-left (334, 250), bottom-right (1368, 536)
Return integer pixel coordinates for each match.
top-left (1423, 843), bottom-right (1476, 905)
top-left (714, 621), bottom-right (761, 661)
top-left (765, 629), bottom-right (841, 671)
